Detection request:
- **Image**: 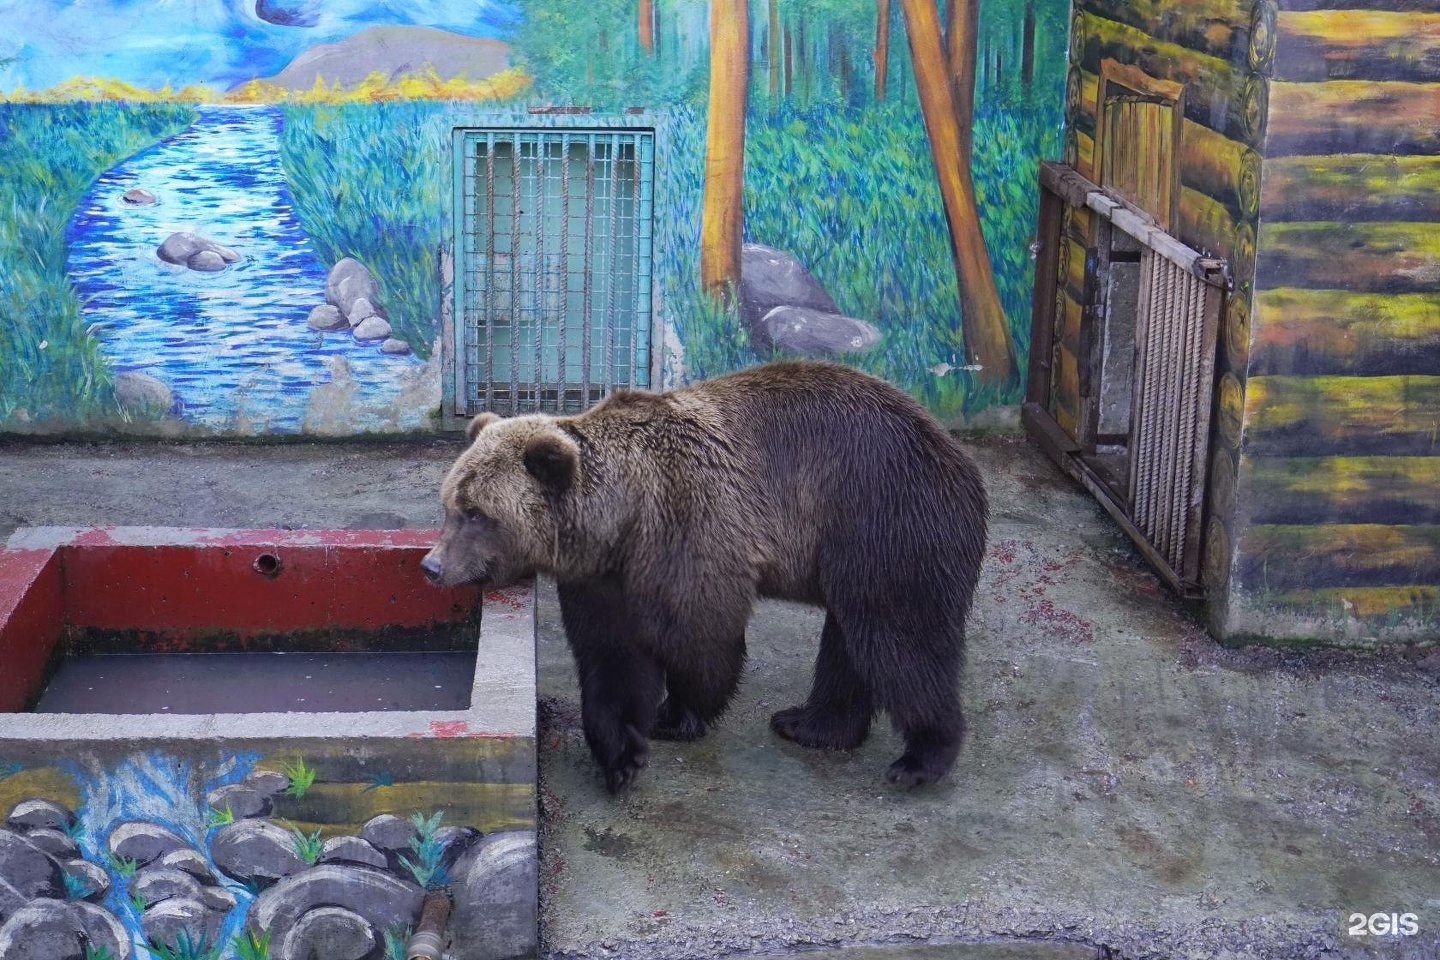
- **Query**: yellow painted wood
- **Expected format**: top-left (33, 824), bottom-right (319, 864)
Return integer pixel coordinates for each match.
top-left (1241, 523), bottom-right (1440, 589)
top-left (1243, 454), bottom-right (1440, 524)
top-left (1246, 374), bottom-right (1440, 454)
top-left (1274, 11), bottom-right (1440, 82)
top-left (1262, 154), bottom-right (1440, 222)
top-left (1082, 0), bottom-right (1251, 60)
top-left (1256, 221), bottom-right (1440, 294)
top-left (1076, 13), bottom-right (1251, 141)
top-left (1177, 185), bottom-right (1239, 260)
top-left (1265, 585), bottom-right (1440, 620)
top-left (1252, 287), bottom-right (1440, 374)
top-left (1268, 80), bottom-right (1440, 155)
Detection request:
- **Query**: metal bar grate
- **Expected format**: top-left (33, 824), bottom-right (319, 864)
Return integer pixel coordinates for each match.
top-left (1025, 162), bottom-right (1225, 595)
top-left (454, 128), bottom-right (655, 415)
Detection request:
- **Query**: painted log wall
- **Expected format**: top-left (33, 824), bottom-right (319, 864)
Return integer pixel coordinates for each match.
top-left (1233, 0), bottom-right (1440, 639)
top-left (1059, 0), bottom-right (1262, 623)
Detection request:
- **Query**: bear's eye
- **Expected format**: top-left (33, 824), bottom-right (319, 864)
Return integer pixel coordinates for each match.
top-left (464, 508), bottom-right (489, 524)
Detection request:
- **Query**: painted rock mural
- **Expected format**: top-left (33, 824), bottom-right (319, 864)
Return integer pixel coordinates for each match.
top-left (0, 751), bottom-right (535, 960)
top-left (0, 0), bottom-right (1068, 433)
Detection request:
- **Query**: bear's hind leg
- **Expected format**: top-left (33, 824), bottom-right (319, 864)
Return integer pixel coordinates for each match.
top-left (770, 612), bottom-right (874, 750)
top-left (654, 634), bottom-right (747, 742)
top-left (558, 578), bottom-right (664, 792)
top-left (855, 622), bottom-right (964, 787)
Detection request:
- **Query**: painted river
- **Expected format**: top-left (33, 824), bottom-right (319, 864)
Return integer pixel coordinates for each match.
top-left (66, 105), bottom-right (425, 433)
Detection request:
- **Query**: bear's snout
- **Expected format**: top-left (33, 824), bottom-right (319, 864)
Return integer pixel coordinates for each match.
top-left (419, 553), bottom-right (444, 584)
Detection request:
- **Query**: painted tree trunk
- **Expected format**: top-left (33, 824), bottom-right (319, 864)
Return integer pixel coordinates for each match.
top-left (640, 0), bottom-right (654, 54)
top-left (902, 0), bottom-right (1015, 382)
top-left (876, 0), bottom-right (892, 101)
top-left (945, 0), bottom-right (979, 163)
top-left (769, 0), bottom-right (781, 102)
top-left (701, 0), bottom-right (750, 300)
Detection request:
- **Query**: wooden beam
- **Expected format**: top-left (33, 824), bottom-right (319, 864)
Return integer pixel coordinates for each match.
top-left (1252, 287), bottom-right (1440, 375)
top-left (1267, 80), bottom-right (1440, 156)
top-left (1237, 523), bottom-right (1440, 591)
top-left (1274, 11), bottom-right (1440, 82)
top-left (1079, 0), bottom-right (1252, 61)
top-left (1243, 455), bottom-right (1440, 525)
top-left (1256, 221), bottom-right (1440, 294)
top-left (1074, 12), bottom-right (1255, 144)
top-left (1245, 374), bottom-right (1440, 456)
top-left (1261, 154), bottom-right (1440, 222)
top-left (1262, 585), bottom-right (1440, 620)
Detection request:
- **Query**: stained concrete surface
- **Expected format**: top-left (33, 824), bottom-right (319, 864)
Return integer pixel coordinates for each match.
top-left (1, 435), bottom-right (1437, 960)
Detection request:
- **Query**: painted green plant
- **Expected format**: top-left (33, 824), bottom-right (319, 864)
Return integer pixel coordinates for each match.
top-left (204, 803), bottom-right (235, 829)
top-left (286, 822), bottom-right (324, 866)
top-left (383, 925), bottom-right (413, 960)
top-left (147, 930), bottom-right (221, 960)
top-left (107, 853), bottom-right (138, 878)
top-left (281, 757), bottom-right (316, 798)
top-left (398, 810), bottom-right (448, 889)
top-left (232, 929), bottom-right (271, 960)
top-left (61, 869), bottom-right (94, 900)
top-left (83, 946), bottom-right (116, 960)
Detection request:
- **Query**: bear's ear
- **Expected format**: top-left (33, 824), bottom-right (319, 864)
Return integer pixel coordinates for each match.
top-left (467, 412), bottom-right (501, 442)
top-left (522, 432), bottom-right (579, 494)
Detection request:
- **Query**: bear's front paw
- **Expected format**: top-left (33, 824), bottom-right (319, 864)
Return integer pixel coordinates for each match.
top-left (652, 699), bottom-right (708, 742)
top-left (884, 751), bottom-right (950, 788)
top-left (769, 705), bottom-right (870, 750)
top-left (595, 723), bottom-right (651, 793)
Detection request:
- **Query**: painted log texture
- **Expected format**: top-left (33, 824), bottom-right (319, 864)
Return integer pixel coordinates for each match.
top-left (1266, 80), bottom-right (1440, 156)
top-left (1237, 523), bottom-right (1440, 590)
top-left (1274, 11), bottom-right (1440, 82)
top-left (1278, 0), bottom-right (1440, 13)
top-left (1244, 374), bottom-right (1440, 456)
top-left (1261, 154), bottom-right (1440, 221)
top-left (1075, 14), bottom-right (1254, 143)
top-left (1255, 221), bottom-right (1440, 294)
top-left (1264, 585), bottom-right (1440, 619)
top-left (1081, 0), bottom-right (1252, 60)
top-left (1252, 288), bottom-right (1440, 375)
top-left (1243, 455), bottom-right (1440, 524)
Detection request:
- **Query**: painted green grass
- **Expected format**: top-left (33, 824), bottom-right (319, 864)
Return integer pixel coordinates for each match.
top-left (663, 98), bottom-right (1062, 419)
top-left (0, 102), bottom-right (193, 424)
top-left (279, 102), bottom-right (452, 358)
top-left (276, 94), bottom-right (1058, 420)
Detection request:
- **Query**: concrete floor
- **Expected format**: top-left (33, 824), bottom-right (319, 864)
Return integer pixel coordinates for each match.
top-left (1, 435), bottom-right (1437, 960)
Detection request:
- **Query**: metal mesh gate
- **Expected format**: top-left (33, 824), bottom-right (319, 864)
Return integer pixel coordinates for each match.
top-left (1023, 161), bottom-right (1227, 595)
top-left (452, 128), bottom-right (655, 415)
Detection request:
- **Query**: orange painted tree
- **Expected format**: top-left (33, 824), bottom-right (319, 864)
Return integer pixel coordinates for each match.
top-left (700, 0), bottom-right (750, 299)
top-left (901, 0), bottom-right (1015, 384)
top-left (875, 0), bottom-right (891, 101)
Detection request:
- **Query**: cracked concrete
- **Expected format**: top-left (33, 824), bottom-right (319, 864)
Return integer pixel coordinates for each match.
top-left (0, 434), bottom-right (1436, 960)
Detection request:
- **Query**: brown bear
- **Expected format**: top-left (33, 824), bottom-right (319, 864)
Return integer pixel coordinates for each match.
top-left (421, 360), bottom-right (988, 791)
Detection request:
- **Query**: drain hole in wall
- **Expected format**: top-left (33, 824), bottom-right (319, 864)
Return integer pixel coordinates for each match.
top-left (252, 552), bottom-right (282, 578)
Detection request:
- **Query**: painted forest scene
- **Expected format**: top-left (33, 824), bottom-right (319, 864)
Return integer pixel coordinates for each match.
top-left (0, 0), bottom-right (1067, 432)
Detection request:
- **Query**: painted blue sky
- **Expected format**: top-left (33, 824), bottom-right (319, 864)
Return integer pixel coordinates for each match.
top-left (0, 0), bottom-right (520, 92)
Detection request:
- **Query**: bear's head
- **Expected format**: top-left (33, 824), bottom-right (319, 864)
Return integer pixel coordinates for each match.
top-left (421, 412), bottom-right (581, 588)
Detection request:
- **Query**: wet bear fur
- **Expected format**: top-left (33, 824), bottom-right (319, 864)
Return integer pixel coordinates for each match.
top-left (422, 360), bottom-right (988, 791)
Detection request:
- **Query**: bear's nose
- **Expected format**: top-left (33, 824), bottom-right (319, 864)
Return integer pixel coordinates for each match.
top-left (420, 554), bottom-right (443, 583)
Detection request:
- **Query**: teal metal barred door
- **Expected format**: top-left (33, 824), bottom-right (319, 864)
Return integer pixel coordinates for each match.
top-left (453, 128), bottom-right (655, 415)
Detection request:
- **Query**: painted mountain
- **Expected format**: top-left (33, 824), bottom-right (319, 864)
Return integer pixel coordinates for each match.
top-left (241, 24), bottom-right (511, 92)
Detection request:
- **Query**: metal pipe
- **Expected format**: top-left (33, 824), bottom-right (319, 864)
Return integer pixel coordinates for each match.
top-left (405, 889), bottom-right (453, 960)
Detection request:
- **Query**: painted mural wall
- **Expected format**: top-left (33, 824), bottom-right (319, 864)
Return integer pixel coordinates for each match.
top-left (1226, 1), bottom-right (1440, 642)
top-left (0, 0), bottom-right (1067, 436)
